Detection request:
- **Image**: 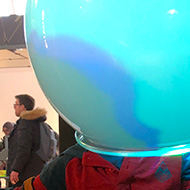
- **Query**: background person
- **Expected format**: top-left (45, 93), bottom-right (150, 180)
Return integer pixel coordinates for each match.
top-left (0, 122), bottom-right (15, 188)
top-left (8, 94), bottom-right (47, 187)
top-left (0, 122), bottom-right (15, 152)
top-left (0, 121), bottom-right (15, 169)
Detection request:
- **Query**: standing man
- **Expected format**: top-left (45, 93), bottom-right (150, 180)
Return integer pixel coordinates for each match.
top-left (8, 94), bottom-right (46, 187)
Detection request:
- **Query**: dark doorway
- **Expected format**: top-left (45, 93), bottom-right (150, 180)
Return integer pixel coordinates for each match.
top-left (59, 116), bottom-right (76, 153)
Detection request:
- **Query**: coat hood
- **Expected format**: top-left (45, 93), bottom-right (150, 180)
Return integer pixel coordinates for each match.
top-left (20, 107), bottom-right (47, 120)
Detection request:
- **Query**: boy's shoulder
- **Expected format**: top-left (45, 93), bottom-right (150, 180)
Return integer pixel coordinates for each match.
top-left (62, 143), bottom-right (88, 160)
top-left (39, 144), bottom-right (88, 190)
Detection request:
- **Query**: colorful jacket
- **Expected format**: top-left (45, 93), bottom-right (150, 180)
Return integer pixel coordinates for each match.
top-left (16, 144), bottom-right (190, 190)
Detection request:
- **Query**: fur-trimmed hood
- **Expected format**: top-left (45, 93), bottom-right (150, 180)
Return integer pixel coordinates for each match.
top-left (20, 107), bottom-right (47, 120)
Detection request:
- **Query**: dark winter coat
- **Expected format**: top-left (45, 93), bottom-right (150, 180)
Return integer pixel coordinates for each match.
top-left (7, 108), bottom-right (46, 186)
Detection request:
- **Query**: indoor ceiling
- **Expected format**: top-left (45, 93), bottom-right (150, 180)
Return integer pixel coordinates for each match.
top-left (0, 15), bottom-right (30, 68)
top-left (0, 48), bottom-right (30, 68)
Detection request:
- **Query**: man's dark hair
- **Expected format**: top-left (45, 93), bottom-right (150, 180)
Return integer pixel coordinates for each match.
top-left (15, 94), bottom-right (35, 110)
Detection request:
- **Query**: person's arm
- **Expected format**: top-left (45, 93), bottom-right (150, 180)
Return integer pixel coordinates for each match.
top-left (10, 171), bottom-right (19, 184)
top-left (14, 144), bottom-right (83, 190)
top-left (12, 120), bottom-right (33, 175)
top-left (14, 153), bottom-right (67, 190)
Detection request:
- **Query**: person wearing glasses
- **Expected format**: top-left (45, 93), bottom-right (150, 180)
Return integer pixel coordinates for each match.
top-left (8, 94), bottom-right (47, 188)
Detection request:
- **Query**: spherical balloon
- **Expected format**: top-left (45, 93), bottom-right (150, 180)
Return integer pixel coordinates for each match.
top-left (25, 0), bottom-right (190, 156)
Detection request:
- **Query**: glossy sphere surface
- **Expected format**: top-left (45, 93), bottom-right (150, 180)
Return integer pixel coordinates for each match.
top-left (25, 0), bottom-right (190, 156)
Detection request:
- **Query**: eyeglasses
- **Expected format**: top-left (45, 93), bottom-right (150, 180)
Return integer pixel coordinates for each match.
top-left (13, 103), bottom-right (21, 107)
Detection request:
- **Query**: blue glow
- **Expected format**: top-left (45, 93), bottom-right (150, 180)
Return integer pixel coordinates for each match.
top-left (25, 0), bottom-right (190, 156)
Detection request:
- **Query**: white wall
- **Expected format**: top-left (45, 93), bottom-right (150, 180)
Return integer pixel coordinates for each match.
top-left (0, 67), bottom-right (59, 138)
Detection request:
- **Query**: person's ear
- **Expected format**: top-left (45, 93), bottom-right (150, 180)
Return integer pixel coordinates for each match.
top-left (20, 104), bottom-right (26, 110)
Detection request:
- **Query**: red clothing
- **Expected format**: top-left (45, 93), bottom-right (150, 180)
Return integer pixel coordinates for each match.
top-left (15, 144), bottom-right (190, 190)
top-left (66, 151), bottom-right (186, 190)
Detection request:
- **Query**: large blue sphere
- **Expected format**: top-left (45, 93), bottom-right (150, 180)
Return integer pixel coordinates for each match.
top-left (25, 0), bottom-right (190, 156)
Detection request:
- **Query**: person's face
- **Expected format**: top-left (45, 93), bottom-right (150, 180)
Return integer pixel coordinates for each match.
top-left (3, 127), bottom-right (10, 135)
top-left (14, 98), bottom-right (26, 117)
